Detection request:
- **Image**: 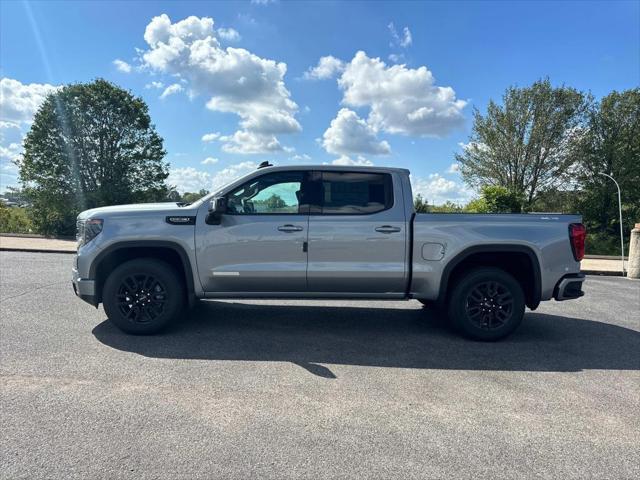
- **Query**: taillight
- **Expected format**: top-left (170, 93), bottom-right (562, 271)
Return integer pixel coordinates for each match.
top-left (569, 223), bottom-right (586, 261)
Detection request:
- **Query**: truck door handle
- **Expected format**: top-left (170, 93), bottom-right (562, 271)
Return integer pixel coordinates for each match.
top-left (277, 224), bottom-right (304, 232)
top-left (375, 225), bottom-right (401, 234)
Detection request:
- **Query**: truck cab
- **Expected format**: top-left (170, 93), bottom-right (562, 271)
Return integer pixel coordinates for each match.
top-left (196, 166), bottom-right (411, 297)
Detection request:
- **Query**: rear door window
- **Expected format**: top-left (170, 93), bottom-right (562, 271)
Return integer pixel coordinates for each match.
top-left (319, 171), bottom-right (393, 214)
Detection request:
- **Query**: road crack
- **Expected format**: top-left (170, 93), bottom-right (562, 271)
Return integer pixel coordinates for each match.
top-left (0, 281), bottom-right (68, 303)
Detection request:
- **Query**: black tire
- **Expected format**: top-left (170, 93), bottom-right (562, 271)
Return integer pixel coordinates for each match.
top-left (102, 259), bottom-right (185, 335)
top-left (447, 267), bottom-right (525, 341)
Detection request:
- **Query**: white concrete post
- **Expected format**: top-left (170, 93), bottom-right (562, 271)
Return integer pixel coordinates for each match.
top-left (628, 223), bottom-right (640, 279)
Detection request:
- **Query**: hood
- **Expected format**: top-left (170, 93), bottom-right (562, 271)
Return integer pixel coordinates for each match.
top-left (77, 202), bottom-right (190, 220)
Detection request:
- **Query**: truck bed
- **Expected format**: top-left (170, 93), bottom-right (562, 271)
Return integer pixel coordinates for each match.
top-left (410, 213), bottom-right (582, 302)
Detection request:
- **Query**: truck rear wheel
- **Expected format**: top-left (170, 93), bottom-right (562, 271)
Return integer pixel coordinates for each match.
top-left (447, 267), bottom-right (525, 341)
top-left (102, 259), bottom-right (185, 335)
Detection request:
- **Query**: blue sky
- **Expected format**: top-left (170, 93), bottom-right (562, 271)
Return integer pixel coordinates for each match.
top-left (1, 0), bottom-right (638, 203)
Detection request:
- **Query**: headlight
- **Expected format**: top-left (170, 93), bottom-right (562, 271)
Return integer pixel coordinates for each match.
top-left (77, 218), bottom-right (103, 247)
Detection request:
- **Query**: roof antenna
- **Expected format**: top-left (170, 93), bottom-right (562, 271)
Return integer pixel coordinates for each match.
top-left (257, 161), bottom-right (273, 169)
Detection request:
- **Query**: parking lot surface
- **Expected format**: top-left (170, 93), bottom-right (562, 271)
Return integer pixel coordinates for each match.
top-left (1, 251), bottom-right (639, 479)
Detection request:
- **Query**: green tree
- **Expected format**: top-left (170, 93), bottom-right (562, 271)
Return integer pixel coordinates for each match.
top-left (413, 194), bottom-right (429, 213)
top-left (430, 201), bottom-right (463, 213)
top-left (264, 194), bottom-right (286, 210)
top-left (165, 188), bottom-right (181, 202)
top-left (413, 195), bottom-right (464, 213)
top-left (465, 186), bottom-right (523, 213)
top-left (0, 203), bottom-right (34, 234)
top-left (456, 78), bottom-right (588, 209)
top-left (574, 89), bottom-right (640, 252)
top-left (19, 79), bottom-right (169, 235)
top-left (181, 189), bottom-right (210, 204)
top-left (2, 187), bottom-right (29, 205)
top-left (528, 188), bottom-right (579, 214)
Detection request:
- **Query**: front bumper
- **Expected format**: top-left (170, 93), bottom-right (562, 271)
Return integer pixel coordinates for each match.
top-left (553, 273), bottom-right (585, 301)
top-left (72, 264), bottom-right (98, 306)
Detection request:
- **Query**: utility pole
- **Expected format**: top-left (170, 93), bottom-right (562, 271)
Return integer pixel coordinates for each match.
top-left (598, 172), bottom-right (625, 275)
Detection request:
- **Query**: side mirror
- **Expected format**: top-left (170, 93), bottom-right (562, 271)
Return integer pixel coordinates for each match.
top-left (209, 196), bottom-right (227, 213)
top-left (206, 196), bottom-right (227, 225)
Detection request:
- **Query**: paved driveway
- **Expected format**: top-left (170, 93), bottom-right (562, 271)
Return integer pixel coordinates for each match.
top-left (1, 251), bottom-right (638, 479)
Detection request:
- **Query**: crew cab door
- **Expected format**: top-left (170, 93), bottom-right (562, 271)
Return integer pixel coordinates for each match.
top-left (306, 171), bottom-right (408, 294)
top-left (195, 170), bottom-right (312, 293)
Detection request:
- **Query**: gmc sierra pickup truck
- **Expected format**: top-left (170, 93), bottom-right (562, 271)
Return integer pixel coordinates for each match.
top-left (73, 165), bottom-right (586, 340)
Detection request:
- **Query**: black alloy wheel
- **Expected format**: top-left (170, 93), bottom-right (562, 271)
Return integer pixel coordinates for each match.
top-left (103, 259), bottom-right (185, 335)
top-left (464, 280), bottom-right (514, 330)
top-left (447, 267), bottom-right (525, 341)
top-left (116, 274), bottom-right (168, 324)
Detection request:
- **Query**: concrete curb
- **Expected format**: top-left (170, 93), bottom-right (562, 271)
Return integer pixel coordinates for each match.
top-left (581, 269), bottom-right (625, 277)
top-left (0, 232), bottom-right (76, 240)
top-left (0, 247), bottom-right (75, 255)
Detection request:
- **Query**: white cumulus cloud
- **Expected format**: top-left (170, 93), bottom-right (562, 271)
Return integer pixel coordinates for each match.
top-left (169, 162), bottom-right (259, 194)
top-left (167, 167), bottom-right (211, 193)
top-left (159, 83), bottom-right (184, 99)
top-left (113, 59), bottom-right (132, 73)
top-left (145, 81), bottom-right (164, 89)
top-left (201, 157), bottom-right (219, 165)
top-left (0, 121), bottom-right (22, 146)
top-left (219, 130), bottom-right (290, 154)
top-left (338, 51), bottom-right (466, 138)
top-left (217, 27), bottom-right (241, 42)
top-left (388, 53), bottom-right (405, 64)
top-left (331, 155), bottom-right (373, 166)
top-left (304, 55), bottom-right (345, 80)
top-left (201, 131), bottom-right (221, 142)
top-left (446, 163), bottom-right (460, 174)
top-left (0, 78), bottom-right (60, 189)
top-left (388, 23), bottom-right (412, 48)
top-left (411, 173), bottom-right (473, 205)
top-left (211, 161), bottom-right (257, 191)
top-left (0, 125), bottom-right (22, 183)
top-left (140, 14), bottom-right (300, 154)
top-left (0, 78), bottom-right (59, 124)
top-left (459, 141), bottom-right (491, 154)
top-left (0, 142), bottom-right (21, 165)
top-left (322, 108), bottom-right (390, 157)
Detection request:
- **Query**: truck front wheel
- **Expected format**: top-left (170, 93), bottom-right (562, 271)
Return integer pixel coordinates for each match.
top-left (102, 259), bottom-right (185, 335)
top-left (447, 267), bottom-right (525, 341)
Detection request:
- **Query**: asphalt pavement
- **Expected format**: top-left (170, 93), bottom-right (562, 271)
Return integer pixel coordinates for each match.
top-left (1, 251), bottom-right (639, 479)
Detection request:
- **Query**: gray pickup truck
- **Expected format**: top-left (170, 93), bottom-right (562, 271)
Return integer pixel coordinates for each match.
top-left (72, 165), bottom-right (586, 340)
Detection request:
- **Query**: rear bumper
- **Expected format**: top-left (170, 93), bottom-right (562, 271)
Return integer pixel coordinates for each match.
top-left (72, 266), bottom-right (98, 306)
top-left (553, 273), bottom-right (585, 301)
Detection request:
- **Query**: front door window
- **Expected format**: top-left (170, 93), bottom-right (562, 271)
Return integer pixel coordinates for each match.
top-left (227, 171), bottom-right (309, 215)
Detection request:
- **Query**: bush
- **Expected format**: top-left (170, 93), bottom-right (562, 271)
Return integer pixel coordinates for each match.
top-left (413, 195), bottom-right (463, 213)
top-left (585, 231), bottom-right (630, 256)
top-left (414, 194), bottom-right (429, 213)
top-left (430, 201), bottom-right (463, 213)
top-left (464, 186), bottom-right (522, 213)
top-left (0, 204), bottom-right (34, 234)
